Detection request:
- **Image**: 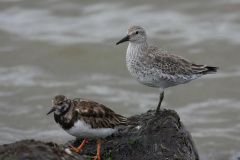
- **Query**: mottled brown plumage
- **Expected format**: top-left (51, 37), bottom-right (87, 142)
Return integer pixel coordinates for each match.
top-left (48, 95), bottom-right (138, 160)
top-left (49, 95), bottom-right (135, 130)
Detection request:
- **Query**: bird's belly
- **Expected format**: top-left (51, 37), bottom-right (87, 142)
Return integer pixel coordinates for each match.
top-left (127, 64), bottom-right (198, 88)
top-left (64, 120), bottom-right (117, 139)
top-left (133, 73), bottom-right (170, 88)
top-left (127, 63), bottom-right (165, 88)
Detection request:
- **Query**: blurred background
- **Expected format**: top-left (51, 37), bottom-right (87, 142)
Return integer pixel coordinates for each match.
top-left (0, 0), bottom-right (240, 159)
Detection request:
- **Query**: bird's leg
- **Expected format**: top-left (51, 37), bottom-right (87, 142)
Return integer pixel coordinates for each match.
top-left (68, 139), bottom-right (87, 153)
top-left (155, 88), bottom-right (164, 115)
top-left (91, 139), bottom-right (101, 160)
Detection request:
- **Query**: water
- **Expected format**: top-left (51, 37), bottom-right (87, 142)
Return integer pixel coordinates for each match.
top-left (0, 0), bottom-right (240, 159)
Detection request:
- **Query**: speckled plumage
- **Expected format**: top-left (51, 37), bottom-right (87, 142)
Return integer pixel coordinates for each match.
top-left (117, 25), bottom-right (219, 114)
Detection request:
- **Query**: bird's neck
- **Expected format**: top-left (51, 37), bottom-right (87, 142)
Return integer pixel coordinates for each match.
top-left (127, 41), bottom-right (148, 56)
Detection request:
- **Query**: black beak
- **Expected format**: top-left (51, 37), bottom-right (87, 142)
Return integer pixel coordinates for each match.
top-left (116, 35), bottom-right (130, 45)
top-left (47, 107), bottom-right (56, 115)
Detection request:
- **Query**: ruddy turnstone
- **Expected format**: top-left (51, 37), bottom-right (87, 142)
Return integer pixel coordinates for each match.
top-left (116, 25), bottom-right (219, 115)
top-left (47, 95), bottom-right (136, 160)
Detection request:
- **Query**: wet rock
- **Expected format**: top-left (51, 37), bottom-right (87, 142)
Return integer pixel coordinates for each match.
top-left (0, 139), bottom-right (87, 160)
top-left (0, 110), bottom-right (198, 160)
top-left (61, 109), bottom-right (199, 160)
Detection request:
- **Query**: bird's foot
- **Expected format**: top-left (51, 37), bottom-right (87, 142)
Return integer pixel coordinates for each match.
top-left (91, 155), bottom-right (100, 160)
top-left (67, 145), bottom-right (82, 153)
top-left (155, 110), bottom-right (160, 115)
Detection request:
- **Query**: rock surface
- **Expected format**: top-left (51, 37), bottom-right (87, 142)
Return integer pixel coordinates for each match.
top-left (62, 109), bottom-right (199, 160)
top-left (0, 109), bottom-right (199, 160)
top-left (0, 139), bottom-right (87, 160)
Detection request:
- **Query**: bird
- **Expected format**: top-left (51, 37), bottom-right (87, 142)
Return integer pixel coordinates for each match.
top-left (116, 25), bottom-right (219, 115)
top-left (47, 95), bottom-right (137, 160)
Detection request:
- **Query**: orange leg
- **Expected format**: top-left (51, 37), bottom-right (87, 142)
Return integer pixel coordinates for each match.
top-left (68, 139), bottom-right (87, 153)
top-left (91, 139), bottom-right (101, 160)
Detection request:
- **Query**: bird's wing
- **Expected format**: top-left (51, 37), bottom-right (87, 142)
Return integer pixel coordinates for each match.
top-left (74, 99), bottom-right (131, 129)
top-left (148, 44), bottom-right (194, 76)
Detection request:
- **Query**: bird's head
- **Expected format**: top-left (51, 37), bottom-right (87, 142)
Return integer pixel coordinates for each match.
top-left (116, 25), bottom-right (147, 45)
top-left (47, 95), bottom-right (70, 115)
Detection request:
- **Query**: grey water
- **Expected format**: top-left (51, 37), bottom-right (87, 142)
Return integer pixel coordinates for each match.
top-left (0, 0), bottom-right (240, 159)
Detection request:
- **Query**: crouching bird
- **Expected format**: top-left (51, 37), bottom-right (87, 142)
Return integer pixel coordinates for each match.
top-left (47, 95), bottom-right (137, 160)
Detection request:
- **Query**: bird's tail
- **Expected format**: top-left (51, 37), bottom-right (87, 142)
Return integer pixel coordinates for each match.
top-left (191, 64), bottom-right (219, 75)
top-left (112, 113), bottom-right (139, 126)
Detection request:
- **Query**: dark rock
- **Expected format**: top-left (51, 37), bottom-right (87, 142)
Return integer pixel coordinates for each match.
top-left (0, 110), bottom-right (198, 160)
top-left (0, 139), bottom-right (87, 160)
top-left (61, 109), bottom-right (199, 160)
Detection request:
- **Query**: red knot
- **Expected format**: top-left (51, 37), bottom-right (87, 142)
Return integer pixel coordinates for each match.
top-left (116, 25), bottom-right (219, 115)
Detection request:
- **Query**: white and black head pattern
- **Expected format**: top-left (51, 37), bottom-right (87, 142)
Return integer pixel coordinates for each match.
top-left (48, 95), bottom-right (70, 115)
top-left (47, 95), bottom-right (138, 138)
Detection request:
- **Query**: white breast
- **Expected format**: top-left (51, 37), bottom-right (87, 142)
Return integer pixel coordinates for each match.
top-left (126, 43), bottom-right (160, 87)
top-left (64, 120), bottom-right (117, 139)
top-left (126, 43), bottom-right (145, 78)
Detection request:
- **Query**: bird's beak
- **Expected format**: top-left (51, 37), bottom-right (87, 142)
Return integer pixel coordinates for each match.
top-left (116, 35), bottom-right (130, 45)
top-left (47, 107), bottom-right (56, 115)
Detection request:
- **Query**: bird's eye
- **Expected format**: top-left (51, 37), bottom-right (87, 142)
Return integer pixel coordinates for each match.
top-left (136, 31), bottom-right (138, 34)
top-left (58, 102), bottom-right (63, 105)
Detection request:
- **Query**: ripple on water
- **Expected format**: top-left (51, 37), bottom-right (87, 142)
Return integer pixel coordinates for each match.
top-left (0, 2), bottom-right (239, 45)
top-left (178, 99), bottom-right (240, 140)
top-left (0, 66), bottom-right (78, 87)
top-left (0, 126), bottom-right (71, 144)
top-left (76, 85), bottom-right (158, 110)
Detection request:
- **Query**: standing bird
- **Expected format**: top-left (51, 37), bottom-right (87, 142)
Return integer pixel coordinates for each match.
top-left (116, 26), bottom-right (219, 115)
top-left (47, 95), bottom-right (136, 160)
